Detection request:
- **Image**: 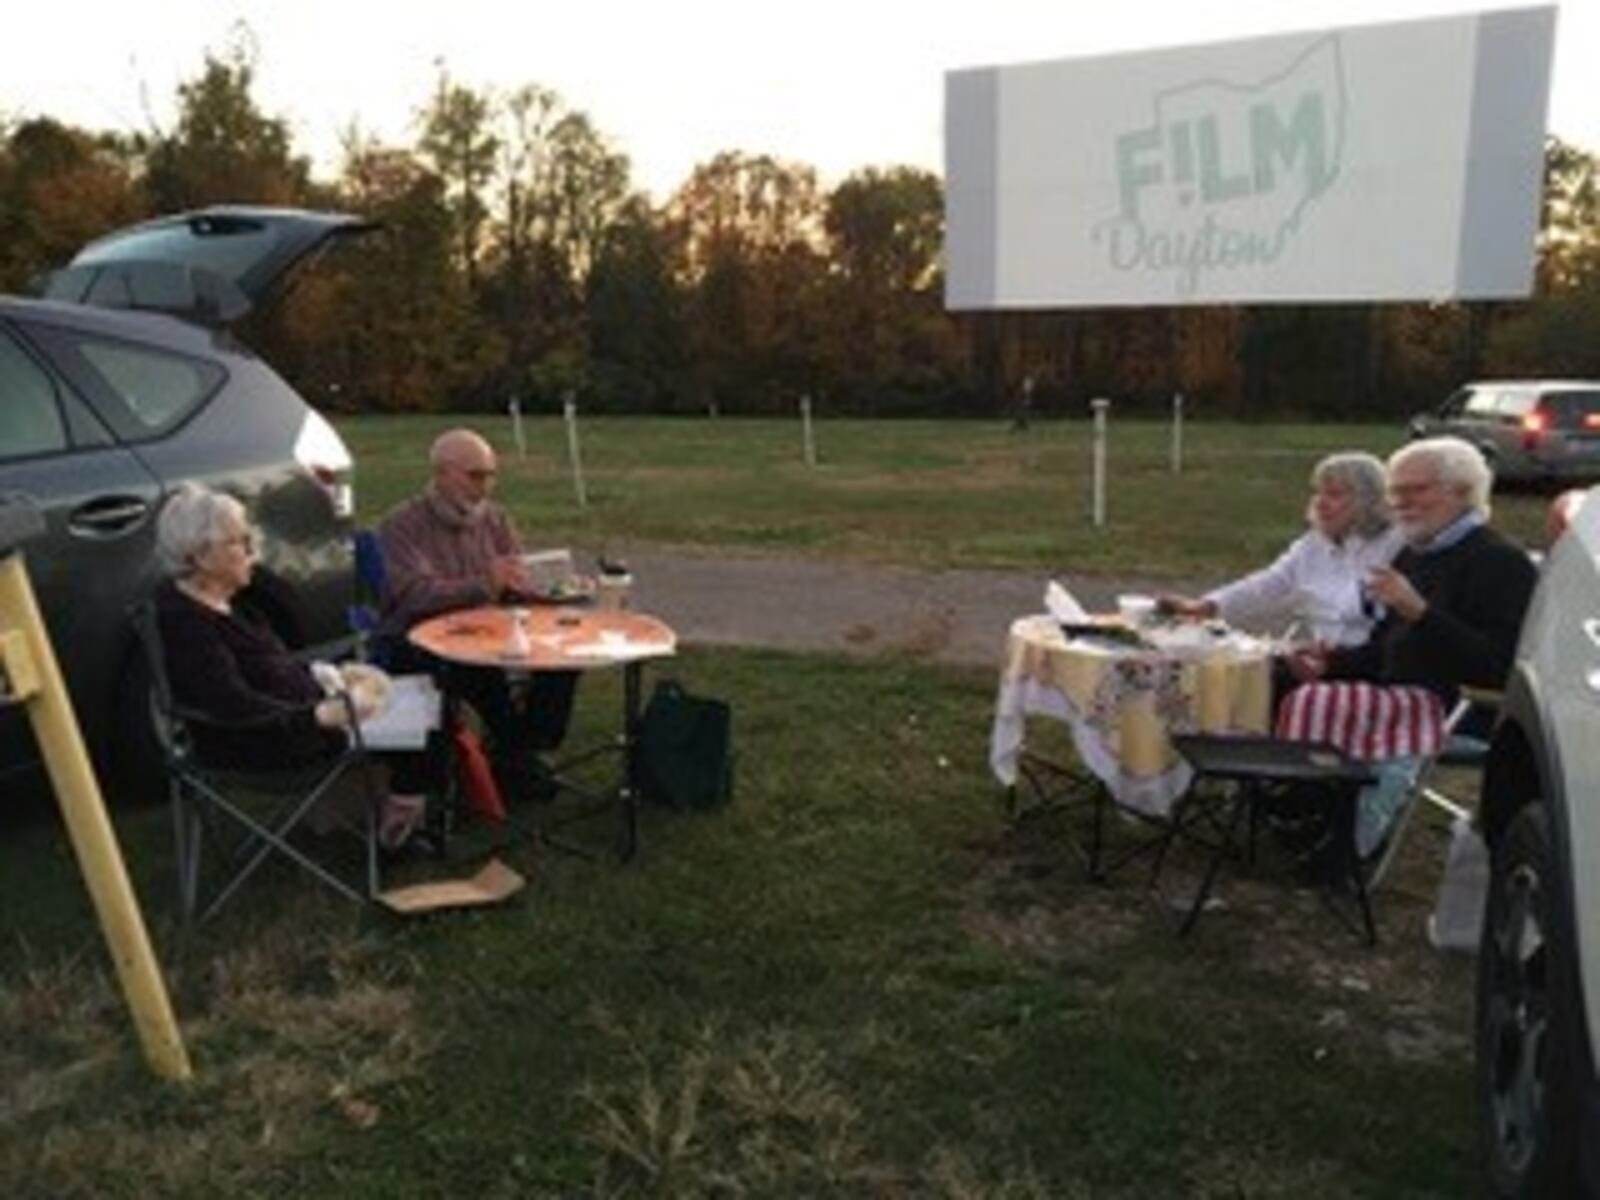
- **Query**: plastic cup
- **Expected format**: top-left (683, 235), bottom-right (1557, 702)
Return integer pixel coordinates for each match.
top-left (1117, 594), bottom-right (1156, 627)
top-left (596, 572), bottom-right (632, 612)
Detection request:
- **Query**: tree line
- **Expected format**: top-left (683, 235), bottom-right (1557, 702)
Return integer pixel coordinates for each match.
top-left (2, 41), bottom-right (1597, 422)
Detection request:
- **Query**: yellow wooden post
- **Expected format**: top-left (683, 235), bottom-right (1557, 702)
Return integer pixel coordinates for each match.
top-left (0, 545), bottom-right (191, 1082)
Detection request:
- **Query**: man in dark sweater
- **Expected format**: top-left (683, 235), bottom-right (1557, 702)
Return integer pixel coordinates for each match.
top-left (1292, 437), bottom-right (1538, 705)
top-left (377, 429), bottom-right (578, 794)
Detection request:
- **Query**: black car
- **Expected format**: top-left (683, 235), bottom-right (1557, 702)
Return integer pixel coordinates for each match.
top-left (0, 206), bottom-right (373, 798)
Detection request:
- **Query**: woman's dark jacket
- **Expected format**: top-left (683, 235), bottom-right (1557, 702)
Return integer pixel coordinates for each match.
top-left (154, 580), bottom-right (344, 770)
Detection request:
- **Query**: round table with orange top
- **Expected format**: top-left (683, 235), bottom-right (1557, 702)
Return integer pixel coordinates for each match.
top-left (408, 603), bottom-right (677, 861)
top-left (408, 604), bottom-right (677, 671)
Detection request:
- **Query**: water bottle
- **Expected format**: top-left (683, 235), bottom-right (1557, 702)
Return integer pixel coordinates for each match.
top-left (506, 607), bottom-right (532, 657)
top-left (1427, 814), bottom-right (1489, 952)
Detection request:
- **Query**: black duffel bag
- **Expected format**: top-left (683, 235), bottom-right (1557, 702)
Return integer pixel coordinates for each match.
top-left (635, 680), bottom-right (733, 810)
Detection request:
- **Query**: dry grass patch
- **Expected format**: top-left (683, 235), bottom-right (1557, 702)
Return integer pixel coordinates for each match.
top-left (960, 793), bottom-right (1476, 1071)
top-left (0, 902), bottom-right (435, 1198)
top-left (578, 1012), bottom-right (1052, 1198)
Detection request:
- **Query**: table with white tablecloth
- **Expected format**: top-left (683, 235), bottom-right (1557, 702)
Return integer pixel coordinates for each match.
top-left (989, 615), bottom-right (1273, 817)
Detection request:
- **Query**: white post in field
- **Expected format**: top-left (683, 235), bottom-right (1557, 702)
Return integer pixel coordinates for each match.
top-left (562, 392), bottom-right (588, 510)
top-left (1090, 397), bottom-right (1110, 528)
top-left (509, 396), bottom-right (526, 458)
top-left (800, 394), bottom-right (817, 467)
top-left (1170, 391), bottom-right (1184, 474)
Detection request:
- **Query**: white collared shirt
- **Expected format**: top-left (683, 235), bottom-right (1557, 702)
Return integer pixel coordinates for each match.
top-left (1205, 525), bottom-right (1404, 646)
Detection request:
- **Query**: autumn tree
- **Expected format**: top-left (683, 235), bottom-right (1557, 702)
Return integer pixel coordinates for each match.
top-left (416, 72), bottom-right (498, 295)
top-left (315, 135), bottom-right (503, 411)
top-left (824, 166), bottom-right (955, 413)
top-left (0, 117), bottom-right (143, 291)
top-left (143, 39), bottom-right (310, 210)
top-left (669, 151), bottom-right (829, 412)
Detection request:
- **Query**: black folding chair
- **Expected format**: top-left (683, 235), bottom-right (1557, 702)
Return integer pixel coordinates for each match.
top-left (1170, 733), bottom-right (1381, 944)
top-left (128, 600), bottom-right (383, 926)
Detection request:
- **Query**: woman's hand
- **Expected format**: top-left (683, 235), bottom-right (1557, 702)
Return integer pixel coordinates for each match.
top-left (1286, 643), bottom-right (1330, 682)
top-left (1364, 566), bottom-right (1428, 622)
top-left (1157, 594), bottom-right (1217, 620)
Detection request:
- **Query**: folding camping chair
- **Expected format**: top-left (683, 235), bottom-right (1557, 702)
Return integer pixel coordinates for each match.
top-left (128, 600), bottom-right (383, 926)
top-left (347, 527), bottom-right (392, 665)
top-left (1168, 687), bottom-right (1500, 944)
top-left (1170, 733), bottom-right (1381, 943)
top-left (1353, 688), bottom-right (1498, 890)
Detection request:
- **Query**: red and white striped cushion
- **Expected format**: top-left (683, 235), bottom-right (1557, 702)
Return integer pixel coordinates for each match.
top-left (1275, 681), bottom-right (1446, 761)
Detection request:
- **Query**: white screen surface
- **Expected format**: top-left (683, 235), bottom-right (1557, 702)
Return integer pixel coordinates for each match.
top-left (945, 7), bottom-right (1555, 308)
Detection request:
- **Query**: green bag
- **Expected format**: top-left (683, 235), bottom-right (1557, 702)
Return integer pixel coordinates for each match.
top-left (635, 680), bottom-right (733, 810)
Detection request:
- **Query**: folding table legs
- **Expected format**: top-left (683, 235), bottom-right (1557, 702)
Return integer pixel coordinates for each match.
top-left (536, 659), bottom-right (642, 863)
top-left (1008, 752), bottom-right (1176, 882)
top-left (1175, 780), bottom-right (1378, 945)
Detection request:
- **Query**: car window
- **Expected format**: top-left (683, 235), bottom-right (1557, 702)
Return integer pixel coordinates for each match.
top-left (76, 219), bottom-right (281, 286)
top-left (0, 328), bottom-right (67, 461)
top-left (1463, 389), bottom-right (1501, 416)
top-left (1538, 390), bottom-right (1600, 428)
top-left (1494, 391), bottom-right (1537, 417)
top-left (75, 338), bottom-right (224, 435)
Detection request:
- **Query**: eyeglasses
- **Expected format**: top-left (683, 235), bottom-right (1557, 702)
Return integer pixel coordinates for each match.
top-left (463, 468), bottom-right (497, 483)
top-left (216, 531), bottom-right (257, 554)
top-left (1388, 479), bottom-right (1441, 501)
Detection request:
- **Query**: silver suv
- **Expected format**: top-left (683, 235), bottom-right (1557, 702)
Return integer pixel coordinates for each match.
top-left (1410, 381), bottom-right (1600, 486)
top-left (0, 207), bottom-right (372, 799)
top-left (1476, 486), bottom-right (1600, 1196)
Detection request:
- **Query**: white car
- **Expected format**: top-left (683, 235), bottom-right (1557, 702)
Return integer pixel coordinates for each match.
top-left (1476, 485), bottom-right (1600, 1196)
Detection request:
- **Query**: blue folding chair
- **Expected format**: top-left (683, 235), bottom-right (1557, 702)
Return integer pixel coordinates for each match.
top-left (347, 528), bottom-right (392, 665)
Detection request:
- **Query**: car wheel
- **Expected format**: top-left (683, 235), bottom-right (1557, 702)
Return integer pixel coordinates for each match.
top-left (1476, 803), bottom-right (1586, 1197)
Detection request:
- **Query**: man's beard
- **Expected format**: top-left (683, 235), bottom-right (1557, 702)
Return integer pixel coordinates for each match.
top-left (427, 484), bottom-right (486, 527)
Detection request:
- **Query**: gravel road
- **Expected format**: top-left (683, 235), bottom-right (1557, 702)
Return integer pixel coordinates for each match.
top-left (620, 547), bottom-right (1203, 669)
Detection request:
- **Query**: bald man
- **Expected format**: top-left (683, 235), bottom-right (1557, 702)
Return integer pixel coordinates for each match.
top-left (377, 428), bottom-right (578, 795)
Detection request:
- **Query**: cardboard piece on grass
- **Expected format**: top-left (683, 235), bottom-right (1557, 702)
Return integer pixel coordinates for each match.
top-left (377, 858), bottom-right (525, 915)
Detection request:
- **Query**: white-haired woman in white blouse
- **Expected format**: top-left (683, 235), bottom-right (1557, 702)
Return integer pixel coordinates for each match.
top-left (1160, 452), bottom-right (1403, 648)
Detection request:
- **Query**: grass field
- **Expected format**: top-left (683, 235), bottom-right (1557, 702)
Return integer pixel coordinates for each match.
top-left (0, 416), bottom-right (1510, 1196)
top-left (1, 649), bottom-right (1478, 1197)
top-left (339, 413), bottom-right (1556, 578)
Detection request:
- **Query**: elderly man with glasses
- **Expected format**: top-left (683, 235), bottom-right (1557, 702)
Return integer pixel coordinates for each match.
top-left (377, 428), bottom-right (579, 802)
top-left (1279, 436), bottom-right (1539, 857)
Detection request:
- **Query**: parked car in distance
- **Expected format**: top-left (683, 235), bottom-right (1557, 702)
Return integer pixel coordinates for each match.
top-left (1476, 485), bottom-right (1600, 1197)
top-left (1409, 380), bottom-right (1600, 487)
top-left (0, 206), bottom-right (373, 800)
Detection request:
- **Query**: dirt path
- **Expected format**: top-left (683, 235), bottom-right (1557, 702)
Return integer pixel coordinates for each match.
top-left (620, 547), bottom-right (1200, 668)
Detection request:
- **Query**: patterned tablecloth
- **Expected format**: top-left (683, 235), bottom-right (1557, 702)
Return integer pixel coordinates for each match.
top-left (989, 615), bottom-right (1273, 816)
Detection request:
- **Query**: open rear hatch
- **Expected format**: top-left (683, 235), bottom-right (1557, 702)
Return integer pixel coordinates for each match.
top-left (38, 206), bottom-right (377, 326)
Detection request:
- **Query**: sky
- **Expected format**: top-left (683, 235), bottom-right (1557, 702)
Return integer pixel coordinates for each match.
top-left (2, 0), bottom-right (1596, 201)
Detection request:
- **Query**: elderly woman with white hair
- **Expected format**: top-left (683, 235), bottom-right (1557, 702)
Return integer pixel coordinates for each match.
top-left (153, 483), bottom-right (429, 848)
top-left (1160, 451), bottom-right (1401, 648)
top-left (1280, 437), bottom-right (1539, 856)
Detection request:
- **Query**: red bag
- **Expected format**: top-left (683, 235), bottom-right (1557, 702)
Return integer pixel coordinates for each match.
top-left (451, 726), bottom-right (507, 823)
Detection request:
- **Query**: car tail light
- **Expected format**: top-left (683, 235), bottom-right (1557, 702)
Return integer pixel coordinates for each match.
top-left (1521, 409), bottom-right (1548, 449)
top-left (1585, 413), bottom-right (1600, 431)
top-left (293, 410), bottom-right (355, 519)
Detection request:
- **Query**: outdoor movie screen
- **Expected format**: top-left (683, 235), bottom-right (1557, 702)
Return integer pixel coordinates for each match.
top-left (944, 6), bottom-right (1555, 309)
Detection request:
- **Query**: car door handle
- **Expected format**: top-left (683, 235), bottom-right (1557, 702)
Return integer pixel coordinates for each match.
top-left (67, 497), bottom-right (150, 536)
